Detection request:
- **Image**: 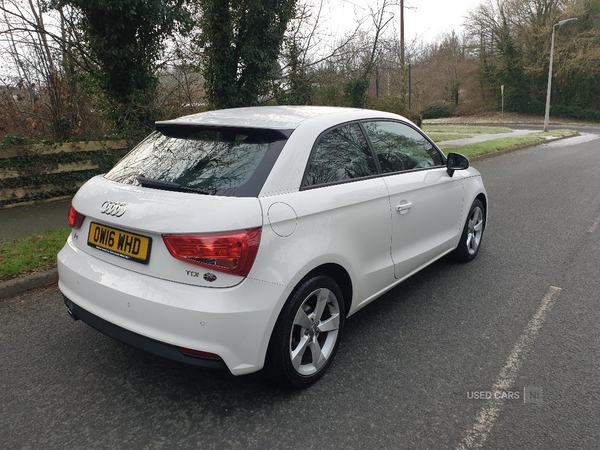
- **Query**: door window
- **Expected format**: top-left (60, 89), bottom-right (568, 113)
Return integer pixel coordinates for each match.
top-left (302, 123), bottom-right (377, 188)
top-left (363, 121), bottom-right (443, 173)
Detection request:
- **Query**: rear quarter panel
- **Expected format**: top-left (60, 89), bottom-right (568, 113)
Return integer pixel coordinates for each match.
top-left (254, 178), bottom-right (395, 316)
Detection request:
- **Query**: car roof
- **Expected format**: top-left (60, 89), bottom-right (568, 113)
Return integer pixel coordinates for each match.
top-left (156, 105), bottom-right (388, 130)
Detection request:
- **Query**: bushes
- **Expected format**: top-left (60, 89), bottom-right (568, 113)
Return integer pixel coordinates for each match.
top-left (312, 84), bottom-right (346, 107)
top-left (343, 78), bottom-right (370, 108)
top-left (551, 105), bottom-right (600, 122)
top-left (366, 96), bottom-right (422, 127)
top-left (366, 96), bottom-right (406, 115)
top-left (421, 103), bottom-right (454, 120)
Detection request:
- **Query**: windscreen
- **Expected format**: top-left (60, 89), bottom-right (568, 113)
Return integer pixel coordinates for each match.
top-left (104, 126), bottom-right (288, 197)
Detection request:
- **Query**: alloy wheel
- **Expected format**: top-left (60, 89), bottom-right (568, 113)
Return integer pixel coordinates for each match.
top-left (289, 288), bottom-right (341, 376)
top-left (466, 206), bottom-right (484, 255)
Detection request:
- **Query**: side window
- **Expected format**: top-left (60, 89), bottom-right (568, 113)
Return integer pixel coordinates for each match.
top-left (363, 121), bottom-right (443, 173)
top-left (302, 123), bottom-right (377, 187)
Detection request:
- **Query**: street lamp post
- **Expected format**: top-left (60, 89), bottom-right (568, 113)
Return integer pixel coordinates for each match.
top-left (543, 18), bottom-right (578, 132)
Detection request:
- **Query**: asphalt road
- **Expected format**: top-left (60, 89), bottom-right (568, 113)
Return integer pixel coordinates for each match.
top-left (2, 133), bottom-right (600, 449)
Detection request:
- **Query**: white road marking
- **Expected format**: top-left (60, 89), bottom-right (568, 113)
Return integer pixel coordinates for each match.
top-left (456, 286), bottom-right (562, 450)
top-left (588, 212), bottom-right (600, 234)
top-left (542, 133), bottom-right (600, 147)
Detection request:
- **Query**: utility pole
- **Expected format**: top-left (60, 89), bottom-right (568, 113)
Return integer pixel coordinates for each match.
top-left (501, 85), bottom-right (504, 119)
top-left (400, 0), bottom-right (405, 68)
top-left (408, 63), bottom-right (412, 110)
top-left (544, 18), bottom-right (578, 132)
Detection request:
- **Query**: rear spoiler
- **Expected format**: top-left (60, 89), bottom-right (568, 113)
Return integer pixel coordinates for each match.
top-left (154, 123), bottom-right (293, 140)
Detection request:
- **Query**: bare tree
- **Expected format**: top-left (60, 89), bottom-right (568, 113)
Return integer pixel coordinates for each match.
top-left (0, 0), bottom-right (93, 139)
top-left (313, 0), bottom-right (396, 107)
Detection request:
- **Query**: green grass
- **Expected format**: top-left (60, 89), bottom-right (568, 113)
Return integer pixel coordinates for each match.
top-left (0, 227), bottom-right (70, 281)
top-left (423, 125), bottom-right (512, 134)
top-left (538, 129), bottom-right (580, 138)
top-left (448, 129), bottom-right (579, 158)
top-left (450, 136), bottom-right (544, 158)
top-left (428, 133), bottom-right (472, 143)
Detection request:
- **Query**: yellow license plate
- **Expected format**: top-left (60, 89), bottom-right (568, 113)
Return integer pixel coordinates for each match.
top-left (87, 222), bottom-right (152, 264)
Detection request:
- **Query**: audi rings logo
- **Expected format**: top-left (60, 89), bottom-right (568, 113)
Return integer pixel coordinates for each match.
top-left (100, 201), bottom-right (127, 217)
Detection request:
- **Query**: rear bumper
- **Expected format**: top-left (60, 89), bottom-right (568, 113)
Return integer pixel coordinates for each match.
top-left (57, 236), bottom-right (292, 375)
top-left (63, 295), bottom-right (227, 369)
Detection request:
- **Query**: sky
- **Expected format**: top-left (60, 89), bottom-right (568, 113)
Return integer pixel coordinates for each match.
top-left (324, 0), bottom-right (485, 45)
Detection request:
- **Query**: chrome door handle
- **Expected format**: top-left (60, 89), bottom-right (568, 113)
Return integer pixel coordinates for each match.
top-left (396, 201), bottom-right (413, 214)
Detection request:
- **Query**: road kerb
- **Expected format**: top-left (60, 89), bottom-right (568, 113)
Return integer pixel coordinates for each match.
top-left (0, 269), bottom-right (58, 299)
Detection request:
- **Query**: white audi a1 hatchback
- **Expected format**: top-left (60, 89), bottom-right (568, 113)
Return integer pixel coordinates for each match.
top-left (58, 106), bottom-right (487, 387)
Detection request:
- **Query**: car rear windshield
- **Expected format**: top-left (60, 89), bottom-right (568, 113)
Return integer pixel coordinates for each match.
top-left (104, 126), bottom-right (289, 197)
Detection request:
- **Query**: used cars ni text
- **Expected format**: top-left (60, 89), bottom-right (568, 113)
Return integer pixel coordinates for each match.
top-left (58, 106), bottom-right (487, 387)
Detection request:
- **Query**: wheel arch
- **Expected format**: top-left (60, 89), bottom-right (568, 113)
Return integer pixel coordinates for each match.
top-left (264, 264), bottom-right (351, 386)
top-left (299, 263), bottom-right (353, 318)
top-left (475, 192), bottom-right (488, 229)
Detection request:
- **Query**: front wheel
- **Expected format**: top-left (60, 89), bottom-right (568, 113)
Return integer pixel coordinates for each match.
top-left (453, 199), bottom-right (485, 262)
top-left (265, 275), bottom-right (345, 388)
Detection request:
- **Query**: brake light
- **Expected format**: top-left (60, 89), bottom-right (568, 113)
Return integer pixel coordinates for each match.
top-left (162, 227), bottom-right (261, 277)
top-left (68, 204), bottom-right (85, 229)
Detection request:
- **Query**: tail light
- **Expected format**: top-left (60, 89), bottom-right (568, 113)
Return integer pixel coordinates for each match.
top-left (68, 204), bottom-right (85, 229)
top-left (162, 227), bottom-right (261, 277)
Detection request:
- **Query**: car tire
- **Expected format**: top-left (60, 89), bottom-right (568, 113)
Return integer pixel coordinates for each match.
top-left (453, 199), bottom-right (485, 262)
top-left (265, 274), bottom-right (345, 388)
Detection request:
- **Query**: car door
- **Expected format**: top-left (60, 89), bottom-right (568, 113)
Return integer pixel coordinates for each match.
top-left (289, 122), bottom-right (396, 306)
top-left (362, 120), bottom-right (464, 280)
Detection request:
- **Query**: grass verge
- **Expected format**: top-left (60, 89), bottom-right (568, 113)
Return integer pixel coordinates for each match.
top-left (448, 129), bottom-right (578, 158)
top-left (0, 227), bottom-right (69, 282)
top-left (423, 125), bottom-right (511, 134)
top-left (428, 133), bottom-right (472, 143)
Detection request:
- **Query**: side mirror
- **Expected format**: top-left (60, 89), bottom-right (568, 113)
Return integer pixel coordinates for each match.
top-left (446, 152), bottom-right (469, 177)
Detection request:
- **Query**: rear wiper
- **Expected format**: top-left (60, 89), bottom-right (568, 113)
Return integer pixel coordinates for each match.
top-left (136, 175), bottom-right (214, 195)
